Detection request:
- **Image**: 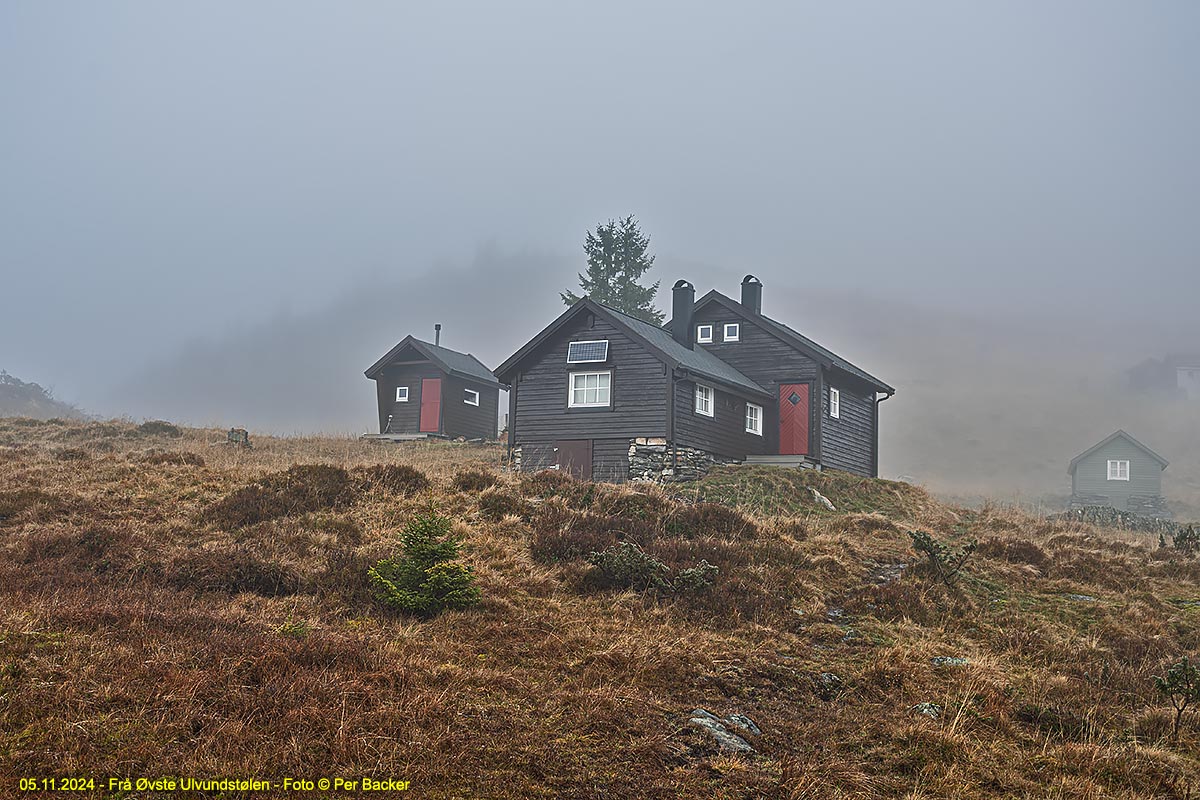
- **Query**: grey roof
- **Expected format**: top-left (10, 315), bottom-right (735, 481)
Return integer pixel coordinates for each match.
top-left (365, 335), bottom-right (501, 387)
top-left (1068, 429), bottom-right (1169, 474)
top-left (687, 291), bottom-right (894, 393)
top-left (493, 298), bottom-right (769, 398)
top-left (598, 303), bottom-right (769, 396)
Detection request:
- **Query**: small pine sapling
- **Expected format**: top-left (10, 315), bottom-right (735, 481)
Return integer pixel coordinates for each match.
top-left (908, 530), bottom-right (977, 587)
top-left (369, 513), bottom-right (480, 616)
top-left (1155, 655), bottom-right (1200, 742)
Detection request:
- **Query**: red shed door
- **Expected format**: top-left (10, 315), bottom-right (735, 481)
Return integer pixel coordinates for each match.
top-left (419, 378), bottom-right (441, 433)
top-left (778, 383), bottom-right (810, 455)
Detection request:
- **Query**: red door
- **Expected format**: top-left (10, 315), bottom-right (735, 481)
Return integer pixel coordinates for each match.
top-left (778, 383), bottom-right (810, 455)
top-left (419, 378), bottom-right (441, 433)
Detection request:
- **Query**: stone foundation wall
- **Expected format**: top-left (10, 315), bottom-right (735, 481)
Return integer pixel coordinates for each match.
top-left (1126, 494), bottom-right (1173, 520)
top-left (1051, 505), bottom-right (1179, 536)
top-left (628, 438), bottom-right (736, 483)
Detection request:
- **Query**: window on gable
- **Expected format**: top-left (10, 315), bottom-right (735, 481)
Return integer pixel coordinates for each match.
top-left (1107, 459), bottom-right (1130, 481)
top-left (695, 384), bottom-right (714, 417)
top-left (567, 340), bottom-right (609, 363)
top-left (464, 388), bottom-right (480, 406)
top-left (696, 324), bottom-right (713, 344)
top-left (568, 371), bottom-right (611, 408)
top-left (829, 387), bottom-right (841, 419)
top-left (724, 323), bottom-right (740, 342)
top-left (395, 386), bottom-right (409, 402)
top-left (745, 402), bottom-right (762, 435)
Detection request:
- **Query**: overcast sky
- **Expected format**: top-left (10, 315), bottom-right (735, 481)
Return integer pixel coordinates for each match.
top-left (2, 2), bottom-right (1198, 418)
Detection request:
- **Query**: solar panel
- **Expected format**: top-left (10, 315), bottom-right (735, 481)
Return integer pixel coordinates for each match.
top-left (566, 340), bottom-right (609, 363)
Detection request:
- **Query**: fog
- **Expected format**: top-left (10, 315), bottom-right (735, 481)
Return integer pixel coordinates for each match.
top-left (2, 3), bottom-right (1198, 505)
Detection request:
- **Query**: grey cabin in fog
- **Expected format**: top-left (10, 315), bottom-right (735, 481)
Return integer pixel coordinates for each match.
top-left (365, 333), bottom-right (500, 440)
top-left (1067, 430), bottom-right (1170, 518)
top-left (494, 276), bottom-right (894, 482)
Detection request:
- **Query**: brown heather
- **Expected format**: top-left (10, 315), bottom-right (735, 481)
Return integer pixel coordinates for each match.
top-left (0, 417), bottom-right (1198, 798)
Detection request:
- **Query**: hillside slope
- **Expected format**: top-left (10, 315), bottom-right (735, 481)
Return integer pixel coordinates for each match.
top-left (0, 418), bottom-right (1198, 799)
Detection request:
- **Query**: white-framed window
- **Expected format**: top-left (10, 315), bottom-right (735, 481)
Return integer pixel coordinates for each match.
top-left (829, 387), bottom-right (841, 419)
top-left (745, 402), bottom-right (762, 435)
top-left (566, 339), bottom-right (609, 363)
top-left (1107, 459), bottom-right (1130, 481)
top-left (724, 323), bottom-right (740, 342)
top-left (568, 371), bottom-right (611, 408)
top-left (696, 324), bottom-right (713, 344)
top-left (395, 386), bottom-right (409, 402)
top-left (464, 388), bottom-right (480, 406)
top-left (695, 384), bottom-right (714, 417)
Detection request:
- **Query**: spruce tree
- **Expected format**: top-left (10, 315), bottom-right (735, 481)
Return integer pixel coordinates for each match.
top-left (561, 215), bottom-right (664, 324)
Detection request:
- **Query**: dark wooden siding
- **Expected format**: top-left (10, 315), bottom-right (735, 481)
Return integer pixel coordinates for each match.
top-left (819, 373), bottom-right (875, 476)
top-left (591, 438), bottom-right (631, 482)
top-left (373, 362), bottom-right (444, 434)
top-left (440, 375), bottom-right (500, 439)
top-left (691, 306), bottom-right (819, 455)
top-left (672, 379), bottom-right (770, 460)
top-left (511, 313), bottom-right (669, 446)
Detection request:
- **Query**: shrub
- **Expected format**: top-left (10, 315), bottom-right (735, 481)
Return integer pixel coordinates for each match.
top-left (523, 469), bottom-right (575, 495)
top-left (977, 537), bottom-right (1050, 570)
top-left (673, 560), bottom-right (719, 592)
top-left (477, 487), bottom-right (531, 521)
top-left (166, 548), bottom-right (300, 596)
top-left (1170, 526), bottom-right (1200, 555)
top-left (665, 503), bottom-right (757, 539)
top-left (204, 464), bottom-right (353, 528)
top-left (353, 464), bottom-right (429, 494)
top-left (529, 502), bottom-right (622, 563)
top-left (54, 448), bottom-right (90, 462)
top-left (453, 468), bottom-right (499, 492)
top-left (368, 513), bottom-right (480, 616)
top-left (135, 420), bottom-right (183, 438)
top-left (0, 489), bottom-right (74, 527)
top-left (908, 530), bottom-right (976, 586)
top-left (1155, 655), bottom-right (1200, 742)
top-left (142, 451), bottom-right (205, 467)
top-left (585, 542), bottom-right (670, 590)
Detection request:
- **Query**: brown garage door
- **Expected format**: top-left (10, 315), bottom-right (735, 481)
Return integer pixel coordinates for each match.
top-left (555, 440), bottom-right (592, 480)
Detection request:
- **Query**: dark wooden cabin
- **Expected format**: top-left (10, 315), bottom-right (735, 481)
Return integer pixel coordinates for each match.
top-left (494, 277), bottom-right (893, 482)
top-left (365, 334), bottom-right (500, 440)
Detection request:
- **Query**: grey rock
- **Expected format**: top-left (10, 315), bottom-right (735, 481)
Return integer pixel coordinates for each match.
top-left (814, 672), bottom-right (844, 699)
top-left (687, 716), bottom-right (754, 754)
top-left (722, 714), bottom-right (761, 736)
top-left (930, 656), bottom-right (969, 667)
top-left (872, 563), bottom-right (907, 584)
top-left (809, 487), bottom-right (836, 511)
top-left (912, 702), bottom-right (942, 719)
top-left (1062, 593), bottom-right (1097, 603)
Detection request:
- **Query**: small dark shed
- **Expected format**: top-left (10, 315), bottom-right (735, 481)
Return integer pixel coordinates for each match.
top-left (1067, 430), bottom-right (1170, 518)
top-left (365, 335), bottom-right (501, 439)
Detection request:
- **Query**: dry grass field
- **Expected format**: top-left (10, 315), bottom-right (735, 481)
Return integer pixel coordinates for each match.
top-left (1, 417), bottom-right (1198, 799)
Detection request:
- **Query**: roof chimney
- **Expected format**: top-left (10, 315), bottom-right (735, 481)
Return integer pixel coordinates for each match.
top-left (741, 274), bottom-right (762, 315)
top-left (434, 323), bottom-right (441, 346)
top-left (671, 280), bottom-right (695, 349)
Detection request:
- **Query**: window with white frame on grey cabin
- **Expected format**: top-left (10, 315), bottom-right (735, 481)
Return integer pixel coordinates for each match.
top-left (566, 340), bottom-right (609, 363)
top-left (695, 384), bottom-right (714, 417)
top-left (395, 386), bottom-right (409, 402)
top-left (1107, 459), bottom-right (1130, 481)
top-left (723, 323), bottom-right (739, 342)
top-left (568, 371), bottom-right (611, 407)
top-left (745, 402), bottom-right (762, 435)
top-left (464, 389), bottom-right (479, 406)
top-left (696, 324), bottom-right (713, 343)
top-left (829, 387), bottom-right (840, 418)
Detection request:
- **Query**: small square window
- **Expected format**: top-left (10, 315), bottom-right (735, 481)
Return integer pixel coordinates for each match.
top-left (464, 389), bottom-right (480, 406)
top-left (724, 323), bottom-right (740, 342)
top-left (395, 386), bottom-right (409, 402)
top-left (745, 402), bottom-right (762, 435)
top-left (696, 324), bottom-right (713, 344)
top-left (695, 384), bottom-right (714, 417)
top-left (1107, 459), bottom-right (1129, 481)
top-left (829, 387), bottom-right (841, 419)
